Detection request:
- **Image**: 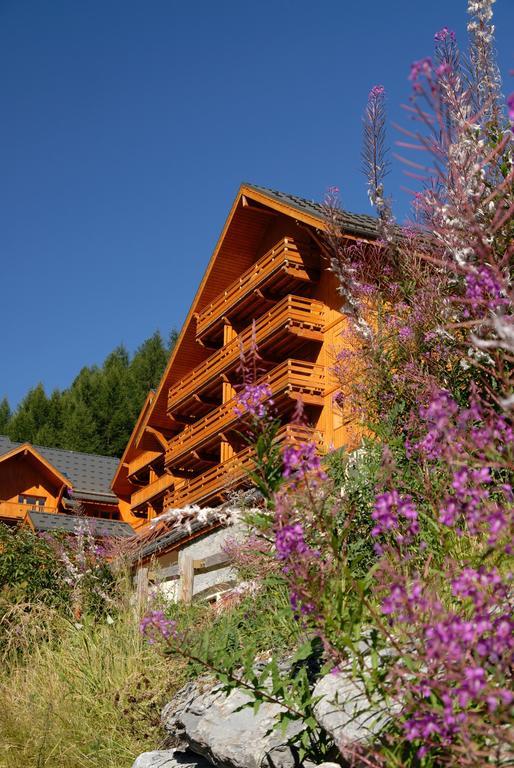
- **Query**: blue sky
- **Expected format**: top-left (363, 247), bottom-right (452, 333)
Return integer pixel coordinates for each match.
top-left (1, 0), bottom-right (513, 408)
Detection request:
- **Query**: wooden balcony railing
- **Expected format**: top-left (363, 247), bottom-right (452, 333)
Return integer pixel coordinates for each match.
top-left (130, 472), bottom-right (174, 512)
top-left (195, 237), bottom-right (317, 343)
top-left (168, 295), bottom-right (325, 415)
top-left (0, 501), bottom-right (57, 520)
top-left (165, 359), bottom-right (325, 470)
top-left (170, 424), bottom-right (320, 508)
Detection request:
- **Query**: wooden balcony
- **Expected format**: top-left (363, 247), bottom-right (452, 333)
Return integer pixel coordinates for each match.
top-left (165, 359), bottom-right (325, 471)
top-left (130, 472), bottom-right (174, 513)
top-left (169, 424), bottom-right (320, 508)
top-left (168, 295), bottom-right (325, 416)
top-left (127, 450), bottom-right (162, 482)
top-left (0, 501), bottom-right (57, 521)
top-left (195, 237), bottom-right (318, 344)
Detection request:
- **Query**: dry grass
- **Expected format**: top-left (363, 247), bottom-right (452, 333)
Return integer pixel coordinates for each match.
top-left (0, 601), bottom-right (187, 768)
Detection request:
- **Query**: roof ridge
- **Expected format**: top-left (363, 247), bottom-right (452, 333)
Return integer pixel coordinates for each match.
top-left (243, 182), bottom-right (378, 224)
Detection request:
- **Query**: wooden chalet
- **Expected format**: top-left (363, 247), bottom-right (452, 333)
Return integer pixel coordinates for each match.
top-left (112, 184), bottom-right (378, 530)
top-left (0, 435), bottom-right (134, 537)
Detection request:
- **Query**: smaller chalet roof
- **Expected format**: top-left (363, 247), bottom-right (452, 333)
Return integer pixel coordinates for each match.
top-left (244, 183), bottom-right (380, 240)
top-left (26, 511), bottom-right (133, 537)
top-left (0, 436), bottom-right (119, 505)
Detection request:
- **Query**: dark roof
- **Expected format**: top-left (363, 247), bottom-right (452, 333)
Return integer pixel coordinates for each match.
top-left (27, 511), bottom-right (133, 537)
top-left (245, 183), bottom-right (380, 240)
top-left (0, 435), bottom-right (119, 504)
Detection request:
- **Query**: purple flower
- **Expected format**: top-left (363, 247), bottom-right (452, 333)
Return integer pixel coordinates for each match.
top-left (234, 382), bottom-right (273, 419)
top-left (275, 523), bottom-right (310, 561)
top-left (369, 84), bottom-right (385, 99)
top-left (372, 491), bottom-right (418, 537)
top-left (140, 610), bottom-right (176, 643)
top-left (398, 325), bottom-right (414, 341)
top-left (409, 57), bottom-right (433, 83)
top-left (455, 666), bottom-right (486, 707)
top-left (404, 712), bottom-right (442, 741)
top-left (282, 442), bottom-right (326, 484)
top-left (436, 63), bottom-right (451, 78)
top-left (372, 490), bottom-right (400, 535)
top-left (464, 266), bottom-right (508, 315)
top-left (434, 27), bottom-right (456, 42)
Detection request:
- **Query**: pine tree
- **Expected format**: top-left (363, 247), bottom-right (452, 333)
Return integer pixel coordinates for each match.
top-left (7, 384), bottom-right (50, 443)
top-left (3, 329), bottom-right (177, 456)
top-left (129, 332), bottom-right (169, 414)
top-left (95, 347), bottom-right (133, 456)
top-left (61, 366), bottom-right (102, 452)
top-left (0, 398), bottom-right (11, 434)
top-left (34, 390), bottom-right (64, 447)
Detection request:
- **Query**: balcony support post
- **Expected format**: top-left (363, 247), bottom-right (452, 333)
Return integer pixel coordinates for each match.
top-left (221, 321), bottom-right (237, 462)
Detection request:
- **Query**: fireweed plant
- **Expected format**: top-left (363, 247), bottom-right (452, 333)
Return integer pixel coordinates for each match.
top-left (141, 3), bottom-right (513, 765)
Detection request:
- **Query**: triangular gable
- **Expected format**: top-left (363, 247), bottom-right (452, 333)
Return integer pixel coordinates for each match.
top-left (113, 183), bottom-right (378, 480)
top-left (0, 443), bottom-right (72, 490)
top-left (135, 183), bottom-right (332, 435)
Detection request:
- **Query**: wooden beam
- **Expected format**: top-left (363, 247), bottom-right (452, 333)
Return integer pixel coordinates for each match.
top-left (196, 338), bottom-right (218, 351)
top-left (193, 393), bottom-right (219, 407)
top-left (149, 563), bottom-right (179, 581)
top-left (168, 412), bottom-right (196, 426)
top-left (191, 450), bottom-right (218, 464)
top-left (193, 552), bottom-right (231, 573)
top-left (145, 426), bottom-right (170, 450)
top-left (241, 196), bottom-right (278, 215)
top-left (289, 392), bottom-right (324, 406)
top-left (253, 288), bottom-right (276, 303)
top-left (168, 467), bottom-right (195, 479)
top-left (289, 327), bottom-right (324, 341)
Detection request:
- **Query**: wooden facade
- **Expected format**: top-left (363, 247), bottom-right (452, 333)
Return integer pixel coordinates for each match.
top-left (112, 184), bottom-right (378, 525)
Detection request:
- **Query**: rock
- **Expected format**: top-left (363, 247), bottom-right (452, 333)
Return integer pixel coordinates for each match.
top-left (315, 763), bottom-right (343, 768)
top-left (132, 750), bottom-right (213, 768)
top-left (162, 678), bottom-right (314, 768)
top-left (313, 671), bottom-right (390, 748)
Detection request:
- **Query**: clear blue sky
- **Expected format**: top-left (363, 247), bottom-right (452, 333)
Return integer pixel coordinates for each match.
top-left (1, 0), bottom-right (513, 408)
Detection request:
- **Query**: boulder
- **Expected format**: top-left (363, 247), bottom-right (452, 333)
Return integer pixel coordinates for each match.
top-left (161, 679), bottom-right (314, 768)
top-left (132, 750), bottom-right (213, 768)
top-left (313, 671), bottom-right (390, 748)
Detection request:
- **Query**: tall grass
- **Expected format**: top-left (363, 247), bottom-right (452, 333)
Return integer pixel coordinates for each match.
top-left (0, 570), bottom-right (300, 768)
top-left (0, 602), bottom-right (187, 768)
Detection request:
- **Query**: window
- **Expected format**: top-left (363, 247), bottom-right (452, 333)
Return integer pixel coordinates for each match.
top-left (18, 494), bottom-right (47, 510)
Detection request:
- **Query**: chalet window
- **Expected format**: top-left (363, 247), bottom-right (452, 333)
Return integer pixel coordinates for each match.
top-left (18, 494), bottom-right (46, 509)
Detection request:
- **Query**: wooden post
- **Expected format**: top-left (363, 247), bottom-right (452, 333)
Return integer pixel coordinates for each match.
top-left (178, 550), bottom-right (194, 605)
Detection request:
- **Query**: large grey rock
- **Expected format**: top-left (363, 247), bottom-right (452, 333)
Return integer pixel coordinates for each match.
top-left (162, 679), bottom-right (313, 768)
top-left (132, 750), bottom-right (213, 768)
top-left (313, 671), bottom-right (391, 748)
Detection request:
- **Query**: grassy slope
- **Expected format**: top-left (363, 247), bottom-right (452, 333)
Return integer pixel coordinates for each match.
top-left (0, 577), bottom-right (298, 768)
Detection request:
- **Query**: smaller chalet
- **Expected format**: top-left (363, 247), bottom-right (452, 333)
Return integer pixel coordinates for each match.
top-left (0, 436), bottom-right (134, 537)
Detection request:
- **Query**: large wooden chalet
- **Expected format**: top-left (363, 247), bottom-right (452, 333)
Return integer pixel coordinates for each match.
top-left (112, 184), bottom-right (378, 525)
